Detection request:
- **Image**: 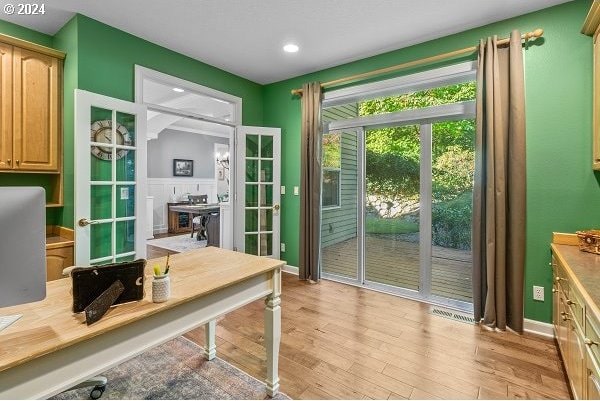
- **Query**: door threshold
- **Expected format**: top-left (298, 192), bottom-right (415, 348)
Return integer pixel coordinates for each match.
top-left (322, 273), bottom-right (473, 314)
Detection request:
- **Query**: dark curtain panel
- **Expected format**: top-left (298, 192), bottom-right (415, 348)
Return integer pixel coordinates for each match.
top-left (473, 31), bottom-right (526, 332)
top-left (299, 82), bottom-right (322, 281)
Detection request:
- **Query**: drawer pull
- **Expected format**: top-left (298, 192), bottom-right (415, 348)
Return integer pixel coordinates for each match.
top-left (566, 299), bottom-right (577, 306)
top-left (6, 158), bottom-right (10, 165)
top-left (562, 313), bottom-right (570, 321)
top-left (554, 277), bottom-right (563, 283)
top-left (552, 288), bottom-right (557, 294)
top-left (585, 338), bottom-right (599, 347)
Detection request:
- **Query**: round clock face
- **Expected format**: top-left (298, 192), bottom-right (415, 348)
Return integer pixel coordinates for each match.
top-left (90, 120), bottom-right (133, 161)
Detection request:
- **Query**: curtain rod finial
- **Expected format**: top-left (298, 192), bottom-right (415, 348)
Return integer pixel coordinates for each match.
top-left (527, 28), bottom-right (544, 40)
top-left (291, 88), bottom-right (303, 96)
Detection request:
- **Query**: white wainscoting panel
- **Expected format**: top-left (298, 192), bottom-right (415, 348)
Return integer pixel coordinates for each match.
top-left (147, 178), bottom-right (217, 234)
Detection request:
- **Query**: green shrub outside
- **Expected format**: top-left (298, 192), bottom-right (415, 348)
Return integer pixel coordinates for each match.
top-left (432, 192), bottom-right (473, 250)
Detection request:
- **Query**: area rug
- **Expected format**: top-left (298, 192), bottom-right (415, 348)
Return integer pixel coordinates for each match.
top-left (147, 234), bottom-right (207, 253)
top-left (51, 337), bottom-right (290, 400)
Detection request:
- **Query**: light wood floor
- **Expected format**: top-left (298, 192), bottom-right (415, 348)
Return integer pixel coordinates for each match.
top-left (323, 236), bottom-right (473, 302)
top-left (147, 244), bottom-right (569, 400)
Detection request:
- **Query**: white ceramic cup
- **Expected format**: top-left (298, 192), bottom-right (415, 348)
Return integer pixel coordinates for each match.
top-left (152, 274), bottom-right (170, 303)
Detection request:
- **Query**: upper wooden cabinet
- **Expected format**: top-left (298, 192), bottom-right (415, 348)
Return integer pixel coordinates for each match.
top-left (0, 40), bottom-right (62, 172)
top-left (583, 1), bottom-right (600, 170)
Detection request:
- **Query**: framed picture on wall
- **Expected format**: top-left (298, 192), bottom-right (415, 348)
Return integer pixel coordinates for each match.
top-left (173, 159), bottom-right (193, 177)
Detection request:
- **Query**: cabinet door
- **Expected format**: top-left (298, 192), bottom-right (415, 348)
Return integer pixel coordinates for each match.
top-left (46, 246), bottom-right (74, 281)
top-left (568, 319), bottom-right (586, 399)
top-left (0, 42), bottom-right (12, 170)
top-left (13, 46), bottom-right (59, 171)
top-left (588, 357), bottom-right (600, 400)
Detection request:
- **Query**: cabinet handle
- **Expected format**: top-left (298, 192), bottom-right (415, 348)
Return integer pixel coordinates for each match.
top-left (585, 338), bottom-right (599, 347)
top-left (552, 288), bottom-right (557, 293)
top-left (566, 299), bottom-right (577, 306)
top-left (6, 158), bottom-right (11, 165)
top-left (15, 159), bottom-right (19, 166)
top-left (554, 277), bottom-right (562, 283)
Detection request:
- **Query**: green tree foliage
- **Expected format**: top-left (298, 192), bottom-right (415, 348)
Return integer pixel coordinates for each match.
top-left (360, 82), bottom-right (476, 200)
top-left (359, 82), bottom-right (476, 249)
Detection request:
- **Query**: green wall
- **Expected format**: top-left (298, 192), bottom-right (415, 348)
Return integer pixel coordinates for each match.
top-left (263, 0), bottom-right (599, 323)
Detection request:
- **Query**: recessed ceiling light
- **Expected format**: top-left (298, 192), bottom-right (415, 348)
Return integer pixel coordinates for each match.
top-left (283, 43), bottom-right (299, 53)
top-left (173, 87), bottom-right (185, 93)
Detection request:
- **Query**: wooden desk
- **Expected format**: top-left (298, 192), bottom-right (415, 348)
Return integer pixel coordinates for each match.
top-left (0, 248), bottom-right (284, 399)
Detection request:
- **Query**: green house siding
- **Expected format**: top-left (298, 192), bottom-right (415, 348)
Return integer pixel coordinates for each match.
top-left (321, 131), bottom-right (359, 248)
top-left (321, 104), bottom-right (359, 248)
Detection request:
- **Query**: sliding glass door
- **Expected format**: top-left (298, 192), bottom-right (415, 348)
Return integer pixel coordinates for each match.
top-left (364, 124), bottom-right (422, 292)
top-left (319, 117), bottom-right (475, 310)
top-left (320, 129), bottom-right (361, 282)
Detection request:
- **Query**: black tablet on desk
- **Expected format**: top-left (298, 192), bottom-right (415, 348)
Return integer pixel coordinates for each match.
top-left (71, 259), bottom-right (146, 313)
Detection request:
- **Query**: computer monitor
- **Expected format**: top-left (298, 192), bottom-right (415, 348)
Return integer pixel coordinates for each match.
top-left (0, 187), bottom-right (46, 313)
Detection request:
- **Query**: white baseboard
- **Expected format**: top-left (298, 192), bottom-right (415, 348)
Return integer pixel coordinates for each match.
top-left (282, 265), bottom-right (299, 275)
top-left (524, 318), bottom-right (554, 339)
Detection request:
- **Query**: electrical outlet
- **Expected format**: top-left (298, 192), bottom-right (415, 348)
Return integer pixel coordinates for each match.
top-left (281, 242), bottom-right (286, 252)
top-left (533, 286), bottom-right (544, 301)
top-left (293, 186), bottom-right (299, 196)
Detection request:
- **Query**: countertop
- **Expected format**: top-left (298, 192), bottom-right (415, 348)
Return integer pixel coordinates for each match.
top-left (552, 243), bottom-right (600, 322)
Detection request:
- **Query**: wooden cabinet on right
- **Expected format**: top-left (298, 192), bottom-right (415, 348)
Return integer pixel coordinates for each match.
top-left (552, 234), bottom-right (600, 400)
top-left (583, 1), bottom-right (600, 170)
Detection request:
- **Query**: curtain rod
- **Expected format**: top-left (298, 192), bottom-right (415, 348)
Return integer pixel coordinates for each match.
top-left (291, 28), bottom-right (543, 96)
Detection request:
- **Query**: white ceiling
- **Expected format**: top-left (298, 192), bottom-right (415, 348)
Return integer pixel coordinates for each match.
top-left (0, 0), bottom-right (571, 84)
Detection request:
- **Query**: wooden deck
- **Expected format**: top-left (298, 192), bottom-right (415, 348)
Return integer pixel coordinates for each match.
top-left (322, 235), bottom-right (473, 303)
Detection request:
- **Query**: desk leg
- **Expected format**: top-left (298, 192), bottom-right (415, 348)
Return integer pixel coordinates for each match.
top-left (265, 293), bottom-right (281, 396)
top-left (203, 320), bottom-right (216, 361)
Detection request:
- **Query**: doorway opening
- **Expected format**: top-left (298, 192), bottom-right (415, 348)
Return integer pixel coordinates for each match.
top-left (135, 67), bottom-right (240, 253)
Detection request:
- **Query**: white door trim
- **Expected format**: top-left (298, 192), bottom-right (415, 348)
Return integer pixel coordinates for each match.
top-left (134, 65), bottom-right (242, 127)
top-left (74, 89), bottom-right (148, 264)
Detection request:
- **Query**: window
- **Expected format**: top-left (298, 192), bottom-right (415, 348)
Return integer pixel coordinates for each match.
top-left (322, 132), bottom-right (341, 208)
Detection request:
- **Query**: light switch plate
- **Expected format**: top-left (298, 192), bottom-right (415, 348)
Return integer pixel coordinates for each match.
top-left (281, 242), bottom-right (286, 252)
top-left (293, 186), bottom-right (299, 196)
top-left (281, 185), bottom-right (286, 195)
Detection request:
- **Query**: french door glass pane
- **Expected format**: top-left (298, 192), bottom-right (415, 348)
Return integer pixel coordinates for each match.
top-left (91, 185), bottom-right (112, 220)
top-left (116, 220), bottom-right (135, 254)
top-left (116, 111), bottom-right (136, 146)
top-left (90, 222), bottom-right (112, 260)
top-left (320, 130), bottom-right (359, 280)
top-left (430, 119), bottom-right (475, 303)
top-left (116, 150), bottom-right (136, 182)
top-left (91, 153), bottom-right (111, 181)
top-left (365, 125), bottom-right (420, 291)
top-left (116, 185), bottom-right (135, 218)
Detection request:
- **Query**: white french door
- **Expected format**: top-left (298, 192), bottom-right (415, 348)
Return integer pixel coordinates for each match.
top-left (235, 126), bottom-right (281, 259)
top-left (75, 90), bottom-right (148, 265)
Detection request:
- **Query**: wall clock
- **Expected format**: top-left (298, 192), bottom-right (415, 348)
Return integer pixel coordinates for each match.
top-left (90, 120), bottom-right (132, 160)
